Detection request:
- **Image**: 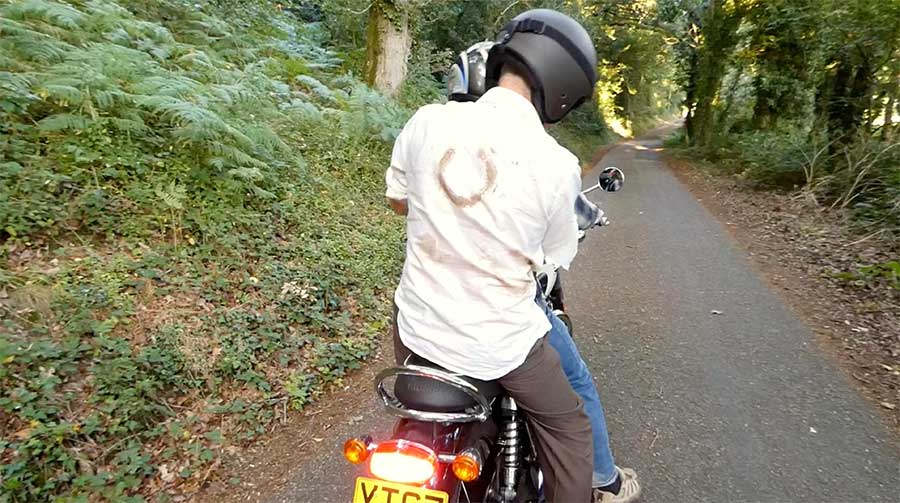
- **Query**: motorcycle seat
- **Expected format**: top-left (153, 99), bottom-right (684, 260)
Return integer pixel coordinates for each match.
top-left (394, 354), bottom-right (503, 413)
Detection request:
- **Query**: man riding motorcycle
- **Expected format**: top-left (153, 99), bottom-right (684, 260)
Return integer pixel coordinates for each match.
top-left (445, 40), bottom-right (641, 503)
top-left (386, 10), bottom-right (637, 502)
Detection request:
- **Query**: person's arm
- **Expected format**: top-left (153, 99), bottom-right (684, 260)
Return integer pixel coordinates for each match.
top-left (542, 167), bottom-right (581, 269)
top-left (574, 193), bottom-right (599, 230)
top-left (387, 197), bottom-right (408, 215)
top-left (385, 112), bottom-right (418, 216)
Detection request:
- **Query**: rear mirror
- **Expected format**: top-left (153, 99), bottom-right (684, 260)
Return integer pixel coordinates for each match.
top-left (598, 167), bottom-right (624, 192)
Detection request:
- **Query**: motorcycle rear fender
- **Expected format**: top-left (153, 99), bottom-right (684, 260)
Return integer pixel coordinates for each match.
top-left (391, 417), bottom-right (498, 496)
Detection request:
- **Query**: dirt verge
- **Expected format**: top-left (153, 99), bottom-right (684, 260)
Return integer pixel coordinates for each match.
top-left (191, 328), bottom-right (390, 503)
top-left (664, 155), bottom-right (900, 430)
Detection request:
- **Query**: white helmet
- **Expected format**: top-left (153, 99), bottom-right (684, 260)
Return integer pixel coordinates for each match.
top-left (447, 41), bottom-right (494, 102)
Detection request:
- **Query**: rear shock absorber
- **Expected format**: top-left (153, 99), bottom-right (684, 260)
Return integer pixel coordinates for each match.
top-left (498, 396), bottom-right (520, 502)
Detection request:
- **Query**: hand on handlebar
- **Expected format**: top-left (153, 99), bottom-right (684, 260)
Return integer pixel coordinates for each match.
top-left (594, 208), bottom-right (609, 227)
top-left (575, 194), bottom-right (607, 230)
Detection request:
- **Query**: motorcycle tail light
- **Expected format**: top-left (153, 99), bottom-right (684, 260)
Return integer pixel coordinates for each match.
top-left (343, 437), bottom-right (370, 465)
top-left (368, 439), bottom-right (437, 485)
top-left (451, 450), bottom-right (481, 482)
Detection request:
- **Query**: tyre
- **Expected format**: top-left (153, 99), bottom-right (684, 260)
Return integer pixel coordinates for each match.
top-left (553, 309), bottom-right (573, 336)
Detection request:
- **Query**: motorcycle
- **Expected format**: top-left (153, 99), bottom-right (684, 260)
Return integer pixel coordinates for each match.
top-left (342, 167), bottom-right (625, 503)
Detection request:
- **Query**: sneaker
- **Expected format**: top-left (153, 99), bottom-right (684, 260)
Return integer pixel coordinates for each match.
top-left (593, 466), bottom-right (641, 503)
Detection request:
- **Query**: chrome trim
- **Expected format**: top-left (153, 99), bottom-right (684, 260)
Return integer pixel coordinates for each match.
top-left (375, 365), bottom-right (492, 423)
top-left (438, 448), bottom-right (483, 470)
top-left (582, 182), bottom-right (602, 194)
top-left (459, 448), bottom-right (483, 476)
top-left (437, 453), bottom-right (458, 464)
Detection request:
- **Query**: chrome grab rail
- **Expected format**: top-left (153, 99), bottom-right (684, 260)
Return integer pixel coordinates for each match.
top-left (375, 365), bottom-right (493, 423)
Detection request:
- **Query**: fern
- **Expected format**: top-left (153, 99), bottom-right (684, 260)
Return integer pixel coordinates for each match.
top-left (206, 141), bottom-right (268, 170)
top-left (154, 180), bottom-right (186, 210)
top-left (226, 167), bottom-right (263, 180)
top-left (171, 122), bottom-right (222, 143)
top-left (175, 50), bottom-right (216, 70)
top-left (0, 71), bottom-right (36, 95)
top-left (244, 124), bottom-right (289, 153)
top-left (4, 0), bottom-right (85, 30)
top-left (108, 116), bottom-right (148, 135)
top-left (135, 94), bottom-right (218, 125)
top-left (1, 34), bottom-right (74, 62)
top-left (281, 99), bottom-right (324, 122)
top-left (39, 83), bottom-right (85, 103)
top-left (209, 83), bottom-right (255, 105)
top-left (295, 74), bottom-right (336, 103)
top-left (92, 88), bottom-right (129, 110)
top-left (38, 112), bottom-right (91, 131)
top-left (132, 75), bottom-right (201, 97)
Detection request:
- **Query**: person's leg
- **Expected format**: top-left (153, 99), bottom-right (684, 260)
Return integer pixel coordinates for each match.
top-left (544, 306), bottom-right (618, 487)
top-left (391, 304), bottom-right (412, 365)
top-left (393, 305), bottom-right (592, 501)
top-left (499, 337), bottom-right (593, 503)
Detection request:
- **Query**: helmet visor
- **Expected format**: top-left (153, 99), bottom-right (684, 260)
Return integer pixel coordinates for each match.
top-left (447, 63), bottom-right (467, 97)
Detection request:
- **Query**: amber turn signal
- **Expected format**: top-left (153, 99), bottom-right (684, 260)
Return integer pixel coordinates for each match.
top-left (343, 438), bottom-right (369, 464)
top-left (451, 452), bottom-right (481, 482)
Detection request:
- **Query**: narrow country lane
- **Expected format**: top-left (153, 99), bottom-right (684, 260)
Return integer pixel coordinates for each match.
top-left (265, 127), bottom-right (900, 503)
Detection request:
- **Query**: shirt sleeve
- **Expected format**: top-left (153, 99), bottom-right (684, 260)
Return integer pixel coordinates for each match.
top-left (385, 114), bottom-right (417, 201)
top-left (542, 163), bottom-right (581, 270)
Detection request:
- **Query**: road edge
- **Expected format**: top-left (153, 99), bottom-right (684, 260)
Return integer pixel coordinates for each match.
top-left (659, 151), bottom-right (900, 435)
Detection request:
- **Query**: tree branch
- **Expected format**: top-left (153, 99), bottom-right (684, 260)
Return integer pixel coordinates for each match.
top-left (494, 0), bottom-right (523, 29)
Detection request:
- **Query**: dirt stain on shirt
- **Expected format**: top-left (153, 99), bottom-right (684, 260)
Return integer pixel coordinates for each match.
top-left (437, 147), bottom-right (497, 208)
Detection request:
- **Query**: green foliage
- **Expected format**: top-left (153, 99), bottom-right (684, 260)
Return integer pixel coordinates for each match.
top-left (659, 0), bottom-right (900, 239)
top-left (549, 103), bottom-right (616, 165)
top-left (663, 129), bottom-right (688, 148)
top-left (1, 0), bottom-right (406, 500)
top-left (837, 261), bottom-right (900, 291)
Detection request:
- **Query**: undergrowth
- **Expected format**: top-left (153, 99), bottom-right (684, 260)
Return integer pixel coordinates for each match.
top-left (0, 0), bottom-right (408, 500)
top-left (665, 127), bottom-right (900, 242)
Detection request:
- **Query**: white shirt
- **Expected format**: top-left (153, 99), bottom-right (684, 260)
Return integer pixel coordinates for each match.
top-left (385, 87), bottom-right (581, 380)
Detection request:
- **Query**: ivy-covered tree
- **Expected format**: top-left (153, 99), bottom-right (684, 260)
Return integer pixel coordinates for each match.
top-left (365, 0), bottom-right (413, 96)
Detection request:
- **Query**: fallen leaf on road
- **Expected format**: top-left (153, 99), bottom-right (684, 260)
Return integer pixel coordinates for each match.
top-left (809, 427), bottom-right (817, 433)
top-left (159, 464), bottom-right (175, 483)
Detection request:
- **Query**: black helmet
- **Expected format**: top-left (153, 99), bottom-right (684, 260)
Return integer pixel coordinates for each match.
top-left (447, 41), bottom-right (494, 102)
top-left (486, 9), bottom-right (597, 123)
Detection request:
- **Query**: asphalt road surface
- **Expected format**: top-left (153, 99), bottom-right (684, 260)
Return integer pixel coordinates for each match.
top-left (266, 128), bottom-right (900, 503)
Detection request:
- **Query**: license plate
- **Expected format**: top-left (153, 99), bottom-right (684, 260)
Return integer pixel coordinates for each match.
top-left (352, 476), bottom-right (449, 503)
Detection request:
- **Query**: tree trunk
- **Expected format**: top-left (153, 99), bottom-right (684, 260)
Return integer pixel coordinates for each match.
top-left (752, 89), bottom-right (774, 130)
top-left (365, 1), bottom-right (412, 96)
top-left (683, 53), bottom-right (699, 141)
top-left (847, 60), bottom-right (873, 134)
top-left (826, 56), bottom-right (854, 144)
top-left (691, 0), bottom-right (742, 146)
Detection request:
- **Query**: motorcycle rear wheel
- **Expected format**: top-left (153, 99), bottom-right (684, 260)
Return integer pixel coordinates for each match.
top-left (553, 309), bottom-right (574, 336)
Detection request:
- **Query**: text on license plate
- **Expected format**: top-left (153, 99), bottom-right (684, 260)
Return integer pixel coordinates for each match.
top-left (353, 477), bottom-right (449, 503)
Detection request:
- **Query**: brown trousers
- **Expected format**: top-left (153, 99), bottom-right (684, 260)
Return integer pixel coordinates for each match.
top-left (392, 315), bottom-right (593, 503)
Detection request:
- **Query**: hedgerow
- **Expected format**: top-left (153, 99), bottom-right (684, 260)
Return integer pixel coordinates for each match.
top-left (0, 0), bottom-right (407, 500)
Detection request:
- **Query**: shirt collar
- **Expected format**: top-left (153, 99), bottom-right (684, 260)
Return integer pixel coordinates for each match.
top-left (478, 86), bottom-right (542, 128)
